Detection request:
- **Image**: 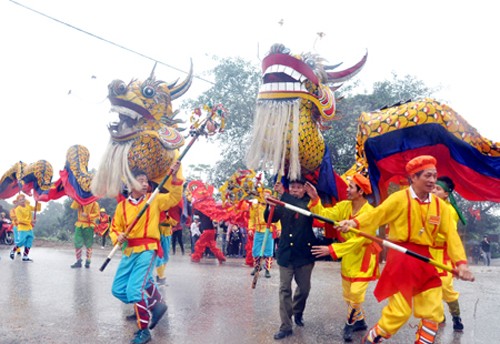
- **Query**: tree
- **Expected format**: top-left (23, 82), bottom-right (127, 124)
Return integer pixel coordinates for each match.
top-left (181, 56), bottom-right (260, 186)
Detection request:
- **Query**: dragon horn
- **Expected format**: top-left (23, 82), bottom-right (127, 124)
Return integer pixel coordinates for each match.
top-left (170, 59), bottom-right (193, 101)
top-left (326, 50), bottom-right (368, 84)
top-left (150, 62), bottom-right (158, 79)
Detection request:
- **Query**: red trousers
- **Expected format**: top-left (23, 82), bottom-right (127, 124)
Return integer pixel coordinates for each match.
top-left (245, 233), bottom-right (254, 267)
top-left (191, 230), bottom-right (226, 262)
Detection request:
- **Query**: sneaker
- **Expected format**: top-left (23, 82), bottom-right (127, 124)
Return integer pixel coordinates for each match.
top-left (149, 301), bottom-right (168, 329)
top-left (125, 313), bottom-right (137, 321)
top-left (156, 276), bottom-right (167, 286)
top-left (17, 251), bottom-right (21, 256)
top-left (71, 260), bottom-right (82, 268)
top-left (353, 319), bottom-right (368, 332)
top-left (22, 257), bottom-right (34, 262)
top-left (452, 316), bottom-right (464, 332)
top-left (130, 329), bottom-right (151, 344)
top-left (343, 323), bottom-right (354, 342)
top-left (10, 250), bottom-right (15, 260)
top-left (250, 267), bottom-right (259, 276)
top-left (85, 260), bottom-right (91, 268)
top-left (265, 269), bottom-right (271, 278)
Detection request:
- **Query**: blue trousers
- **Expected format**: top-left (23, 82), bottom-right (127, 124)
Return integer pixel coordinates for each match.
top-left (112, 250), bottom-right (156, 304)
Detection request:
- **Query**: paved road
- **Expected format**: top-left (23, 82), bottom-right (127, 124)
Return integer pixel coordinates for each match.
top-left (0, 243), bottom-right (499, 344)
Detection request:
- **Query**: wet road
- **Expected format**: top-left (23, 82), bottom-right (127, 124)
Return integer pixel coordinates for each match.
top-left (0, 243), bottom-right (499, 344)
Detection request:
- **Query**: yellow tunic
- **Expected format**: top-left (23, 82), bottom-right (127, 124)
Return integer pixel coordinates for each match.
top-left (109, 179), bottom-right (183, 256)
top-left (159, 216), bottom-right (178, 237)
top-left (10, 208), bottom-right (18, 226)
top-left (429, 202), bottom-right (460, 302)
top-left (248, 202), bottom-right (281, 233)
top-left (354, 189), bottom-right (467, 265)
top-left (310, 200), bottom-right (378, 281)
top-left (14, 202), bottom-right (41, 231)
top-left (70, 200), bottom-right (100, 228)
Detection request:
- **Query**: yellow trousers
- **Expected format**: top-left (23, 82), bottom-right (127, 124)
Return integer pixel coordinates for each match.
top-left (378, 287), bottom-right (444, 336)
top-left (342, 279), bottom-right (369, 305)
top-left (441, 273), bottom-right (459, 303)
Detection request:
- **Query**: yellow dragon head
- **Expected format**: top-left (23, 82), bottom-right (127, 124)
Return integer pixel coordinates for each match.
top-left (91, 62), bottom-right (193, 197)
top-left (246, 43), bottom-right (367, 181)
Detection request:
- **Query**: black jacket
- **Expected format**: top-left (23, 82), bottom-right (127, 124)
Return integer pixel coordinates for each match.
top-left (265, 193), bottom-right (317, 268)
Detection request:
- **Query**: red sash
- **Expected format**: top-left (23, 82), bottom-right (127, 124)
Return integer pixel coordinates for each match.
top-left (127, 238), bottom-right (163, 258)
top-left (374, 242), bottom-right (441, 305)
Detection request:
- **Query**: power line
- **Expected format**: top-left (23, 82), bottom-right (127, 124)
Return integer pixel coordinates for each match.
top-left (9, 0), bottom-right (215, 85)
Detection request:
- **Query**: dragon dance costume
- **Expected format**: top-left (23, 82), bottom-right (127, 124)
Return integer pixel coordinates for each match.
top-left (248, 202), bottom-right (280, 277)
top-left (109, 172), bottom-right (183, 336)
top-left (70, 200), bottom-right (100, 268)
top-left (309, 198), bottom-right (379, 334)
top-left (429, 177), bottom-right (466, 332)
top-left (9, 201), bottom-right (21, 255)
top-left (351, 157), bottom-right (469, 344)
top-left (10, 195), bottom-right (40, 261)
top-left (155, 213), bottom-right (177, 285)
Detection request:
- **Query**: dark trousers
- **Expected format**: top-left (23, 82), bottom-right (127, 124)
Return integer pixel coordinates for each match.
top-left (278, 262), bottom-right (314, 331)
top-left (171, 230), bottom-right (184, 255)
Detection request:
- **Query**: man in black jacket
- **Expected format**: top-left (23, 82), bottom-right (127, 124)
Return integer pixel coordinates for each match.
top-left (265, 176), bottom-right (318, 340)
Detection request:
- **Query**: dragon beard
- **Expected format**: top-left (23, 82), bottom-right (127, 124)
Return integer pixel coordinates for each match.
top-left (91, 140), bottom-right (140, 198)
top-left (246, 99), bottom-right (301, 180)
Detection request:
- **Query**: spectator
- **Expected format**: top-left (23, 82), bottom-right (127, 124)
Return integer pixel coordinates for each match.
top-left (190, 216), bottom-right (201, 254)
top-left (171, 222), bottom-right (185, 255)
top-left (480, 236), bottom-right (491, 266)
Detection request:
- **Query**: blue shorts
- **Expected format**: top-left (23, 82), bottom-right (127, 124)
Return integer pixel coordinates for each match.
top-left (252, 231), bottom-right (274, 257)
top-left (17, 230), bottom-right (34, 248)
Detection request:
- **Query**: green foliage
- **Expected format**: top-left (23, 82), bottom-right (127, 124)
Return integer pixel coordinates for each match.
top-left (181, 56), bottom-right (260, 186)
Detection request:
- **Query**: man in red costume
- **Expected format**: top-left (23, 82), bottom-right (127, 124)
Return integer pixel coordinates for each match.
top-left (337, 155), bottom-right (474, 344)
top-left (188, 181), bottom-right (226, 264)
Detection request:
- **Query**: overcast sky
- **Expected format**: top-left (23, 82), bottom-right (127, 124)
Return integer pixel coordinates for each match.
top-left (1, 0), bottom-right (499, 201)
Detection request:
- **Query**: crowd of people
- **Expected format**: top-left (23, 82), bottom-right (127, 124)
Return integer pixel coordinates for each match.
top-left (1, 155), bottom-right (492, 343)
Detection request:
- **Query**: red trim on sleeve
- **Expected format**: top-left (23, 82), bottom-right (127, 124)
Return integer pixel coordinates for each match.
top-left (309, 198), bottom-right (320, 208)
top-left (455, 260), bottom-right (468, 267)
top-left (171, 179), bottom-right (184, 186)
top-left (328, 244), bottom-right (338, 260)
top-left (353, 219), bottom-right (360, 228)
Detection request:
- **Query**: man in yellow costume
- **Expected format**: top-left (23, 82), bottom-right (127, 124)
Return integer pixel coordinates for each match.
top-left (9, 199), bottom-right (22, 257)
top-left (308, 174), bottom-right (380, 342)
top-left (10, 194), bottom-right (41, 262)
top-left (431, 176), bottom-right (466, 332)
top-left (70, 199), bottom-right (100, 268)
top-left (110, 162), bottom-right (183, 344)
top-left (249, 191), bottom-right (281, 278)
top-left (337, 155), bottom-right (474, 344)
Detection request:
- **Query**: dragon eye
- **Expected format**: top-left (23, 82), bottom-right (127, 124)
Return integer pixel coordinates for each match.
top-left (142, 85), bottom-right (156, 98)
top-left (305, 58), bottom-right (316, 69)
top-left (109, 80), bottom-right (127, 96)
